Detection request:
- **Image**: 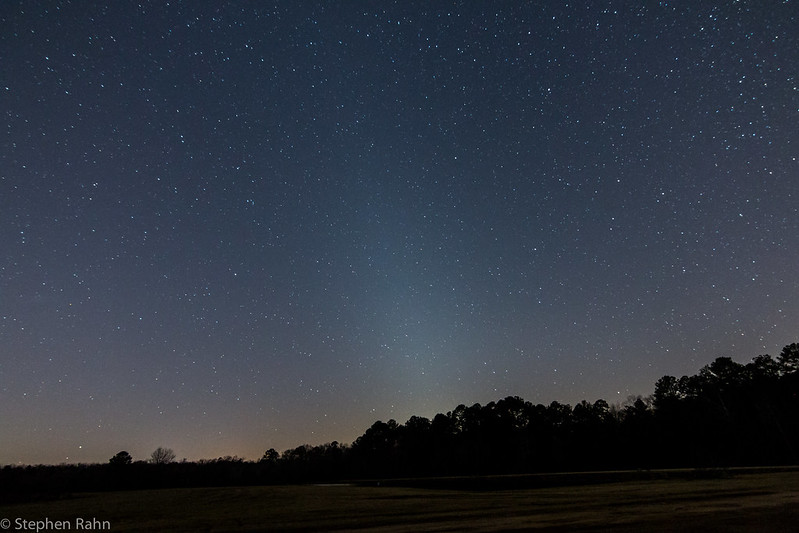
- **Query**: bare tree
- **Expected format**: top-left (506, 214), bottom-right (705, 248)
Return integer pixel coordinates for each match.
top-left (150, 446), bottom-right (176, 464)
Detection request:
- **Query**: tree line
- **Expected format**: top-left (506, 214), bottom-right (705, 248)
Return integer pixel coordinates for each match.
top-left (2, 343), bottom-right (797, 501)
top-left (337, 343), bottom-right (798, 476)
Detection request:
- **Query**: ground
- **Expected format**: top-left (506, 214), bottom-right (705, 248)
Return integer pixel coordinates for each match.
top-left (1, 469), bottom-right (797, 531)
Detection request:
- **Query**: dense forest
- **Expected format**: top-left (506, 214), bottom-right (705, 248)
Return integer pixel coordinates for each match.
top-left (3, 343), bottom-right (797, 502)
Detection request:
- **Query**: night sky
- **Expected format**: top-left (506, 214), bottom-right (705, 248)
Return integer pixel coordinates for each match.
top-left (2, 1), bottom-right (798, 465)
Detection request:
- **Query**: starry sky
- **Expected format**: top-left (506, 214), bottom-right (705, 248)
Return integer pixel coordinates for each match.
top-left (2, 1), bottom-right (798, 465)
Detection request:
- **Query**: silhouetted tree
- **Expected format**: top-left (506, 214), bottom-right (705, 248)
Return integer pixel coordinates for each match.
top-left (398, 416), bottom-right (433, 474)
top-left (109, 451), bottom-right (132, 466)
top-left (261, 448), bottom-right (280, 462)
top-left (150, 447), bottom-right (176, 464)
top-left (746, 354), bottom-right (780, 381)
top-left (351, 420), bottom-right (400, 476)
top-left (429, 412), bottom-right (457, 473)
top-left (702, 356), bottom-right (746, 389)
top-left (653, 375), bottom-right (681, 410)
top-left (778, 343), bottom-right (799, 374)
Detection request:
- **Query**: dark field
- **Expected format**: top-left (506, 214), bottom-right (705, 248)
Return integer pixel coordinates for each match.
top-left (2, 469), bottom-right (797, 531)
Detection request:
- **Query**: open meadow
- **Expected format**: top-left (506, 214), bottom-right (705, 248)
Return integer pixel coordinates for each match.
top-left (1, 469), bottom-right (797, 531)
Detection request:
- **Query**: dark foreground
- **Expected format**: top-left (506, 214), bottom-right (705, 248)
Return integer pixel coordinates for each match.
top-left (1, 469), bottom-right (797, 531)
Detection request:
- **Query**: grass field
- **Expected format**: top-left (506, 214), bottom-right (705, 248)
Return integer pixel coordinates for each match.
top-left (2, 468), bottom-right (798, 531)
